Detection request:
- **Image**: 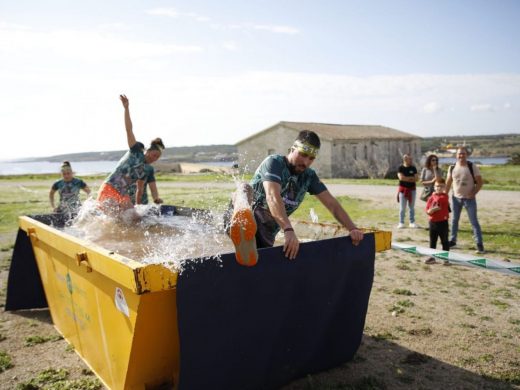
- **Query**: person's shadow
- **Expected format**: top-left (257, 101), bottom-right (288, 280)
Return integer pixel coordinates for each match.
top-left (282, 334), bottom-right (516, 389)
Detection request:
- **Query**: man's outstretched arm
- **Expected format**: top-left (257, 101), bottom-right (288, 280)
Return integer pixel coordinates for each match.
top-left (263, 181), bottom-right (299, 259)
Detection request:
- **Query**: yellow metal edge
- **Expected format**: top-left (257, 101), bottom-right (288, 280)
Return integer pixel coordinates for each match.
top-left (19, 216), bottom-right (178, 293)
top-left (291, 220), bottom-right (391, 252)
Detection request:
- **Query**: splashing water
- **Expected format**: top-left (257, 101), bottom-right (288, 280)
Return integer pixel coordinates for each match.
top-left (63, 198), bottom-right (234, 273)
top-left (309, 208), bottom-right (319, 223)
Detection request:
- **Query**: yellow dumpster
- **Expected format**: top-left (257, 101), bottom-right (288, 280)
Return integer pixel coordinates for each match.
top-left (6, 208), bottom-right (391, 390)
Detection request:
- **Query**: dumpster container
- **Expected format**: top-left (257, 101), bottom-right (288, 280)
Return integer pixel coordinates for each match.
top-left (6, 207), bottom-right (391, 390)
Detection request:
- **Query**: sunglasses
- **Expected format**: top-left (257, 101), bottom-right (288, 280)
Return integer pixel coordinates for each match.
top-left (431, 159), bottom-right (438, 161)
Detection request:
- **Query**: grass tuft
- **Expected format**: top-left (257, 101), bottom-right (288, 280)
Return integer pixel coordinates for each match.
top-left (0, 350), bottom-right (13, 372)
top-left (392, 288), bottom-right (415, 296)
top-left (25, 334), bottom-right (63, 346)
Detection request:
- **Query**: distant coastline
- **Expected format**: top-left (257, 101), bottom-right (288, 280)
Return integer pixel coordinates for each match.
top-left (0, 160), bottom-right (235, 176)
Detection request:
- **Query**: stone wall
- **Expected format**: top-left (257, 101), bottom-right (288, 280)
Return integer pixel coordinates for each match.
top-left (237, 125), bottom-right (421, 178)
top-left (330, 139), bottom-right (421, 178)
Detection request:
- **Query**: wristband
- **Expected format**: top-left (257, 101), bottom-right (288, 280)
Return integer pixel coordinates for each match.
top-left (284, 227), bottom-right (294, 233)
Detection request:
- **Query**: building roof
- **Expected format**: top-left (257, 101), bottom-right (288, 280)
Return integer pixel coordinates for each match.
top-left (236, 121), bottom-right (421, 145)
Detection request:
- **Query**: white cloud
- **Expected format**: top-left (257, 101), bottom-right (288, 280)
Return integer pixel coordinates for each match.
top-left (145, 8), bottom-right (298, 34)
top-left (146, 7), bottom-right (210, 22)
top-left (1, 46), bottom-right (520, 159)
top-left (211, 22), bottom-right (300, 34)
top-left (252, 25), bottom-right (300, 34)
top-left (470, 103), bottom-right (494, 112)
top-left (423, 102), bottom-right (443, 114)
top-left (146, 8), bottom-right (180, 18)
top-left (222, 41), bottom-right (238, 51)
top-left (504, 102), bottom-right (511, 109)
top-left (0, 26), bottom-right (203, 64)
top-left (0, 21), bottom-right (30, 30)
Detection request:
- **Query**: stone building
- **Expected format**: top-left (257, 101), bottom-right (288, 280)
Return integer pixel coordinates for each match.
top-left (236, 121), bottom-right (421, 178)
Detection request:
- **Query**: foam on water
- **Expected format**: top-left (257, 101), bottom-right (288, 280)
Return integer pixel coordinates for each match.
top-left (63, 199), bottom-right (234, 272)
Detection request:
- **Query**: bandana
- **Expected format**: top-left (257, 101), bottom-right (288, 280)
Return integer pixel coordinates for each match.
top-left (292, 140), bottom-right (319, 158)
top-left (61, 164), bottom-right (72, 173)
top-left (149, 143), bottom-right (164, 153)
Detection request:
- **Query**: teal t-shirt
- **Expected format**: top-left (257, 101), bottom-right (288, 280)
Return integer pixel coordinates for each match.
top-left (250, 154), bottom-right (327, 237)
top-left (128, 164), bottom-right (156, 204)
top-left (52, 177), bottom-right (87, 212)
top-left (104, 142), bottom-right (146, 196)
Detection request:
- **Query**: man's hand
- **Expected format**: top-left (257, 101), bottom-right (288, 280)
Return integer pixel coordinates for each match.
top-left (283, 230), bottom-right (300, 260)
top-left (350, 228), bottom-right (364, 246)
top-left (120, 94), bottom-right (129, 109)
top-left (153, 197), bottom-right (163, 204)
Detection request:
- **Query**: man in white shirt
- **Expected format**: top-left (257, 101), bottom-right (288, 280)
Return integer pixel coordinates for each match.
top-left (445, 147), bottom-right (485, 254)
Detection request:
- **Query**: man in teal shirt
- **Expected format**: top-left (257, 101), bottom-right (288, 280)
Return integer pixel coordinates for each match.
top-left (227, 130), bottom-right (363, 264)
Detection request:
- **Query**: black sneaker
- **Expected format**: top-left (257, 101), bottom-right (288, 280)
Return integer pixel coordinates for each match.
top-left (449, 241), bottom-right (457, 248)
top-left (476, 244), bottom-right (485, 254)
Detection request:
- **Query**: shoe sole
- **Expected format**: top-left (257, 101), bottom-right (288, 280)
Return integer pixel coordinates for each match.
top-left (230, 208), bottom-right (258, 266)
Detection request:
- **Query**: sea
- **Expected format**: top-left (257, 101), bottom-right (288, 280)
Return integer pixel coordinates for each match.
top-left (437, 156), bottom-right (509, 165)
top-left (0, 157), bottom-right (508, 176)
top-left (0, 160), bottom-right (235, 176)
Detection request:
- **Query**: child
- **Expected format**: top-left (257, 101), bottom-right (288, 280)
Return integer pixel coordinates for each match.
top-left (49, 161), bottom-right (91, 217)
top-left (425, 178), bottom-right (450, 265)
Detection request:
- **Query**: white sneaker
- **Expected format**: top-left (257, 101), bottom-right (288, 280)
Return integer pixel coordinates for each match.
top-left (409, 223), bottom-right (418, 229)
top-left (397, 223), bottom-right (405, 229)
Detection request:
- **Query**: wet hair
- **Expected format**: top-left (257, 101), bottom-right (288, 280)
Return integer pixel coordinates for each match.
top-left (425, 154), bottom-right (438, 169)
top-left (457, 146), bottom-right (470, 155)
top-left (148, 138), bottom-right (165, 152)
top-left (61, 161), bottom-right (72, 171)
top-left (295, 130), bottom-right (321, 148)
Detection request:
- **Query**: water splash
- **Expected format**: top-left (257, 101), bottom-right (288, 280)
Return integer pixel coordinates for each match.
top-left (64, 199), bottom-right (234, 273)
top-left (309, 208), bottom-right (319, 223)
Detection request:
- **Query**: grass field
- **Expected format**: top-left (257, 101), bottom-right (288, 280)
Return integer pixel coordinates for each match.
top-left (0, 170), bottom-right (519, 389)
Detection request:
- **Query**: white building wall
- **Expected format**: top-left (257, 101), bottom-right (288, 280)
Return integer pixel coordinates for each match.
top-left (237, 126), bottom-right (299, 173)
top-left (237, 125), bottom-right (421, 178)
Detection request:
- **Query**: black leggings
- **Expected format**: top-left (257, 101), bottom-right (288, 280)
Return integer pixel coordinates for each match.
top-left (429, 220), bottom-right (449, 251)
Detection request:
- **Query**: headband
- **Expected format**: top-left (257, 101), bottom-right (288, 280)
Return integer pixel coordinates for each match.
top-left (292, 140), bottom-right (319, 158)
top-left (149, 144), bottom-right (164, 153)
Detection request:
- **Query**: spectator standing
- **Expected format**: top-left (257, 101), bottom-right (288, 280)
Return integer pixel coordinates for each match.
top-left (397, 154), bottom-right (418, 228)
top-left (445, 147), bottom-right (485, 254)
top-left (420, 154), bottom-right (443, 202)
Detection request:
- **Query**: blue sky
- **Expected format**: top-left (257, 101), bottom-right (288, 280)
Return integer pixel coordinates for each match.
top-left (1, 0), bottom-right (519, 159)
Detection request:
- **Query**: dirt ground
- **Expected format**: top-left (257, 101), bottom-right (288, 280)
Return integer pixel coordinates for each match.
top-left (0, 183), bottom-right (519, 389)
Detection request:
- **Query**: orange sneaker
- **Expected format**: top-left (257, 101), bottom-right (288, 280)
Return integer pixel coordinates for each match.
top-left (229, 208), bottom-right (258, 266)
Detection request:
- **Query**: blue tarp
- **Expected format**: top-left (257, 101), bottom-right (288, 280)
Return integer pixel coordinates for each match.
top-left (176, 234), bottom-right (375, 390)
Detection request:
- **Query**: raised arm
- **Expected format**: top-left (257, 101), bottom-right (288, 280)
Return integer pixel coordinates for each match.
top-left (315, 190), bottom-right (364, 245)
top-left (263, 181), bottom-right (299, 259)
top-left (120, 94), bottom-right (137, 148)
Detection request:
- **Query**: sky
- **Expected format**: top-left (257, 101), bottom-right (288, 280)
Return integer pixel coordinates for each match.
top-left (1, 0), bottom-right (519, 160)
